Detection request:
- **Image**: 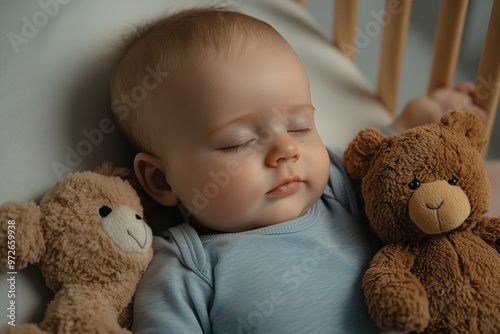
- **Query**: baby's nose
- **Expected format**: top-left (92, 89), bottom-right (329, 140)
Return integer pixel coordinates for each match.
top-left (265, 134), bottom-right (300, 167)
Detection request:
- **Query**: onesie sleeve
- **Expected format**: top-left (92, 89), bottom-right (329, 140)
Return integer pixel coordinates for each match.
top-left (326, 148), bottom-right (362, 218)
top-left (327, 148), bottom-right (385, 252)
top-left (132, 228), bottom-right (214, 334)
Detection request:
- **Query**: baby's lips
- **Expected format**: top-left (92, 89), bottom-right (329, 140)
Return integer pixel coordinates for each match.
top-left (266, 176), bottom-right (302, 197)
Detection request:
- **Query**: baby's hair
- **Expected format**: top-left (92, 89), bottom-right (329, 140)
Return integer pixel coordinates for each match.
top-left (110, 7), bottom-right (291, 153)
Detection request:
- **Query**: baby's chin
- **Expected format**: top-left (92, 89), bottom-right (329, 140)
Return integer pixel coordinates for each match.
top-left (190, 190), bottom-right (322, 233)
top-left (213, 205), bottom-right (314, 233)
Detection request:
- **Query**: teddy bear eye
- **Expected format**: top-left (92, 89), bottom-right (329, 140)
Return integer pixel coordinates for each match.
top-left (99, 206), bottom-right (112, 218)
top-left (408, 179), bottom-right (420, 190)
top-left (448, 177), bottom-right (458, 186)
top-left (135, 214), bottom-right (142, 220)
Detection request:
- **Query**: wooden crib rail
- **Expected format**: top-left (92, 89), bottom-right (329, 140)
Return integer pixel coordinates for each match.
top-left (427, 0), bottom-right (469, 93)
top-left (296, 0), bottom-right (500, 151)
top-left (376, 0), bottom-right (411, 115)
top-left (333, 0), bottom-right (358, 62)
top-left (476, 0), bottom-right (500, 147)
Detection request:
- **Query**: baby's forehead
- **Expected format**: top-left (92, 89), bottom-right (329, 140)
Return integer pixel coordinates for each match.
top-left (111, 9), bottom-right (297, 153)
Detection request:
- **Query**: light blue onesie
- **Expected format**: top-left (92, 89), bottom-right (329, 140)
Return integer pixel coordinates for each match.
top-left (132, 152), bottom-right (382, 333)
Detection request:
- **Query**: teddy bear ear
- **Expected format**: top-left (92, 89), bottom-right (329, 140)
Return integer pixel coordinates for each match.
top-left (0, 201), bottom-right (46, 270)
top-left (343, 128), bottom-right (387, 178)
top-left (94, 161), bottom-right (157, 213)
top-left (94, 161), bottom-right (132, 179)
top-left (441, 110), bottom-right (487, 153)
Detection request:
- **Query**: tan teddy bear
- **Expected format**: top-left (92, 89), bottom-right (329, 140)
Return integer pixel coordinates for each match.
top-left (343, 110), bottom-right (500, 333)
top-left (0, 163), bottom-right (153, 333)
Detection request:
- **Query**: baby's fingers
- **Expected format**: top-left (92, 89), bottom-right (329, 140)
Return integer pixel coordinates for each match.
top-left (454, 82), bottom-right (475, 95)
top-left (452, 97), bottom-right (486, 122)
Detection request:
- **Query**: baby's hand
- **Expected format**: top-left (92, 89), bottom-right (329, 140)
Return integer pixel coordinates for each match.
top-left (388, 82), bottom-right (486, 133)
top-left (429, 82), bottom-right (486, 121)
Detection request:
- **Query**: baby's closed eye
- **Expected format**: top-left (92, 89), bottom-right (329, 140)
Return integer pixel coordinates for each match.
top-left (286, 116), bottom-right (314, 136)
top-left (218, 139), bottom-right (256, 154)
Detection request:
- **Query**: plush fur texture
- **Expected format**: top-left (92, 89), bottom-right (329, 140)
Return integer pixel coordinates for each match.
top-left (0, 163), bottom-right (153, 333)
top-left (343, 110), bottom-right (500, 333)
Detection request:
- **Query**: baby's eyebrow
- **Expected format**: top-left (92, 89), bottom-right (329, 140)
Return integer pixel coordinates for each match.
top-left (205, 104), bottom-right (315, 137)
top-left (205, 112), bottom-right (255, 138)
top-left (274, 104), bottom-right (316, 122)
top-left (286, 104), bottom-right (316, 114)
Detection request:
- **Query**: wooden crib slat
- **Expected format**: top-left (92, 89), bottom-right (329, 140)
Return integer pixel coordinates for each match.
top-left (333, 0), bottom-right (358, 61)
top-left (477, 0), bottom-right (500, 152)
top-left (427, 0), bottom-right (469, 93)
top-left (306, 0), bottom-right (496, 148)
top-left (376, 0), bottom-right (412, 114)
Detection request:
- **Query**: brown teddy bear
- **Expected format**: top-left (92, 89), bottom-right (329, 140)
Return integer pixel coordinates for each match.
top-left (0, 163), bottom-right (153, 333)
top-left (343, 110), bottom-right (500, 333)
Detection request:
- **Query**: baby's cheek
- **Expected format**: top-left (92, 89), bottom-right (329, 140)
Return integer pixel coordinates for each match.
top-left (185, 164), bottom-right (261, 222)
top-left (307, 145), bottom-right (330, 189)
top-left (210, 169), bottom-right (262, 212)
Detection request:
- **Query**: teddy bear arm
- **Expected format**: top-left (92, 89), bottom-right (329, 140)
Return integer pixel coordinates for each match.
top-left (0, 201), bottom-right (46, 270)
top-left (362, 244), bottom-right (430, 332)
top-left (474, 216), bottom-right (500, 253)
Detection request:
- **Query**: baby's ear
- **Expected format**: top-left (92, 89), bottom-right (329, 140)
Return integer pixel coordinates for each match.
top-left (343, 128), bottom-right (386, 178)
top-left (134, 153), bottom-right (179, 207)
top-left (441, 110), bottom-right (487, 153)
top-left (0, 201), bottom-right (45, 270)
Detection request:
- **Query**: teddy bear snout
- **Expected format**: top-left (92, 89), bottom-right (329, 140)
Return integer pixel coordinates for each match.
top-left (100, 205), bottom-right (153, 253)
top-left (408, 180), bottom-right (471, 235)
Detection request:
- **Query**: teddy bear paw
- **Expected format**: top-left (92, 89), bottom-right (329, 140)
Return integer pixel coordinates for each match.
top-left (375, 297), bottom-right (430, 332)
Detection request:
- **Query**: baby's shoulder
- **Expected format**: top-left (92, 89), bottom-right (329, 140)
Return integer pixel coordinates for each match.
top-left (324, 147), bottom-right (359, 214)
top-left (153, 224), bottom-right (208, 275)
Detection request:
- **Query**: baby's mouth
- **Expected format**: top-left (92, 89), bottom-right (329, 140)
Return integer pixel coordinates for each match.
top-left (267, 177), bottom-right (302, 197)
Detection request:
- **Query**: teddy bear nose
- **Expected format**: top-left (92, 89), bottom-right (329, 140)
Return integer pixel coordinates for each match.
top-left (408, 180), bottom-right (470, 234)
top-left (99, 206), bottom-right (112, 218)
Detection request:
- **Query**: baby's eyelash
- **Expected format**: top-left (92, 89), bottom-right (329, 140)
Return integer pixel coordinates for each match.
top-left (218, 140), bottom-right (255, 154)
top-left (288, 128), bottom-right (312, 135)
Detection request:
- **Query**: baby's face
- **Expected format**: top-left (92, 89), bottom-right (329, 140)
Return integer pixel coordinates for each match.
top-left (151, 44), bottom-right (330, 232)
